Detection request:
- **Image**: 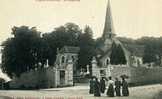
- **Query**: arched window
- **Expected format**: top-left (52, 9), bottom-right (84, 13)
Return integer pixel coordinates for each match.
top-left (106, 58), bottom-right (110, 65)
top-left (71, 56), bottom-right (75, 62)
top-left (105, 58), bottom-right (110, 66)
top-left (61, 56), bottom-right (65, 63)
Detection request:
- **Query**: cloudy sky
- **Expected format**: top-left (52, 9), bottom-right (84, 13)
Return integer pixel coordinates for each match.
top-left (0, 0), bottom-right (162, 44)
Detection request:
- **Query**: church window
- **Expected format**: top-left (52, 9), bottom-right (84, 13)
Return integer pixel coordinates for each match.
top-left (109, 34), bottom-right (111, 38)
top-left (61, 56), bottom-right (65, 63)
top-left (106, 58), bottom-right (110, 65)
top-left (71, 55), bottom-right (75, 62)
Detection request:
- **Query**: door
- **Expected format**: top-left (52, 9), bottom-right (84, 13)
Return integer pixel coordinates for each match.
top-left (60, 70), bottom-right (65, 85)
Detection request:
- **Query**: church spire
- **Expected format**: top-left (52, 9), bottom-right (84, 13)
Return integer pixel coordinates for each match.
top-left (102, 0), bottom-right (115, 39)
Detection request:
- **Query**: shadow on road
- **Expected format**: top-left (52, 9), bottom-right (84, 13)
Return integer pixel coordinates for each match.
top-left (154, 91), bottom-right (162, 99)
top-left (0, 96), bottom-right (12, 99)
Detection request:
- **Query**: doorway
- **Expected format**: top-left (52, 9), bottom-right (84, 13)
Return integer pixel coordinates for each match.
top-left (60, 70), bottom-right (65, 85)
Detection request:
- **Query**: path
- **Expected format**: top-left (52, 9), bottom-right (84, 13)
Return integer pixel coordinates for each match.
top-left (0, 84), bottom-right (161, 99)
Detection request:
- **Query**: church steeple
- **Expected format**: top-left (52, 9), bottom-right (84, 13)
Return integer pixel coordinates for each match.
top-left (102, 0), bottom-right (116, 40)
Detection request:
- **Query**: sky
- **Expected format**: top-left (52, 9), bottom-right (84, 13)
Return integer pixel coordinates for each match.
top-left (0, 0), bottom-right (162, 44)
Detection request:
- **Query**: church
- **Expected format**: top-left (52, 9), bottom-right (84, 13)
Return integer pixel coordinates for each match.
top-left (95, 0), bottom-right (144, 67)
top-left (91, 0), bottom-right (162, 84)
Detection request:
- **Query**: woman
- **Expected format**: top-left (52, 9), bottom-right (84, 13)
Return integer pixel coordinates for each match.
top-left (115, 77), bottom-right (121, 96)
top-left (106, 76), bottom-right (115, 97)
top-left (121, 77), bottom-right (129, 96)
top-left (100, 77), bottom-right (106, 93)
top-left (89, 77), bottom-right (95, 94)
top-left (93, 77), bottom-right (101, 97)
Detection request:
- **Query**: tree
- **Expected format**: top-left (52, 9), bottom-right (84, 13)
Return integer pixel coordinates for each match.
top-left (117, 45), bottom-right (127, 64)
top-left (78, 26), bottom-right (95, 69)
top-left (110, 43), bottom-right (126, 65)
top-left (143, 43), bottom-right (158, 64)
top-left (42, 23), bottom-right (81, 65)
top-left (142, 37), bottom-right (162, 65)
top-left (44, 24), bottom-right (95, 70)
top-left (1, 26), bottom-right (44, 78)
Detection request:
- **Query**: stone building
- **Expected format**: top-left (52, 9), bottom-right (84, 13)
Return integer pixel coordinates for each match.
top-left (92, 0), bottom-right (145, 80)
top-left (54, 46), bottom-right (80, 87)
top-left (9, 46), bottom-right (80, 88)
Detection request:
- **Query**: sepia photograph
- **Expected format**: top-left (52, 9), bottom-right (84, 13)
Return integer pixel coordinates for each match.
top-left (0, 0), bottom-right (162, 99)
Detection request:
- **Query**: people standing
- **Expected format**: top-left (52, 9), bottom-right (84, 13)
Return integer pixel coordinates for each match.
top-left (89, 77), bottom-right (95, 94)
top-left (121, 77), bottom-right (129, 96)
top-left (93, 77), bottom-right (101, 97)
top-left (115, 77), bottom-right (121, 96)
top-left (100, 77), bottom-right (106, 93)
top-left (106, 76), bottom-right (115, 97)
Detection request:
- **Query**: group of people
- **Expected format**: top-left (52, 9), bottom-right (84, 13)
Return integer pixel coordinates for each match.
top-left (89, 76), bottom-right (129, 97)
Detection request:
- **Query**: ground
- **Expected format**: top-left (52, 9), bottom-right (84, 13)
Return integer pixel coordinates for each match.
top-left (0, 84), bottom-right (162, 99)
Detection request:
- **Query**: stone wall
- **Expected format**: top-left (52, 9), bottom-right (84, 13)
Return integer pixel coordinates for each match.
top-left (111, 65), bottom-right (162, 85)
top-left (111, 65), bottom-right (131, 82)
top-left (9, 65), bottom-right (74, 89)
top-left (9, 67), bottom-right (56, 89)
top-left (130, 67), bottom-right (162, 85)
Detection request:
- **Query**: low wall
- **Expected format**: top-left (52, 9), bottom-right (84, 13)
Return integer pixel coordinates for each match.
top-left (9, 67), bottom-right (56, 89)
top-left (111, 66), bottom-right (131, 82)
top-left (130, 67), bottom-right (162, 85)
top-left (111, 66), bottom-right (162, 85)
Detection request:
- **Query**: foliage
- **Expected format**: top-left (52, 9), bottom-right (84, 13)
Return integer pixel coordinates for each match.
top-left (77, 26), bottom-right (95, 69)
top-left (118, 36), bottom-right (162, 64)
top-left (117, 37), bottom-right (135, 44)
top-left (1, 26), bottom-right (46, 77)
top-left (110, 42), bottom-right (126, 65)
top-left (134, 37), bottom-right (162, 64)
top-left (1, 23), bottom-right (95, 78)
top-left (42, 23), bottom-right (81, 65)
top-left (2, 23), bottom-right (162, 78)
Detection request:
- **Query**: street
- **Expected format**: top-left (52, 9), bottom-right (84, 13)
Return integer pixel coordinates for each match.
top-left (0, 84), bottom-right (162, 99)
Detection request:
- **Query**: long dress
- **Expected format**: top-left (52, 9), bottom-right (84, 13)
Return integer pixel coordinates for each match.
top-left (100, 79), bottom-right (106, 93)
top-left (106, 80), bottom-right (115, 97)
top-left (89, 79), bottom-right (95, 94)
top-left (122, 80), bottom-right (129, 96)
top-left (115, 80), bottom-right (121, 96)
top-left (94, 80), bottom-right (101, 97)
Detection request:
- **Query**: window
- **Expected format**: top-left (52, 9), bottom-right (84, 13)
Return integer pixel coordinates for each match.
top-left (71, 55), bottom-right (75, 62)
top-left (61, 56), bottom-right (65, 63)
top-left (106, 58), bottom-right (110, 65)
top-left (100, 70), bottom-right (106, 76)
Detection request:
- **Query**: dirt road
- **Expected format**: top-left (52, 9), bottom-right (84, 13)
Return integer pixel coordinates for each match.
top-left (0, 84), bottom-right (162, 99)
